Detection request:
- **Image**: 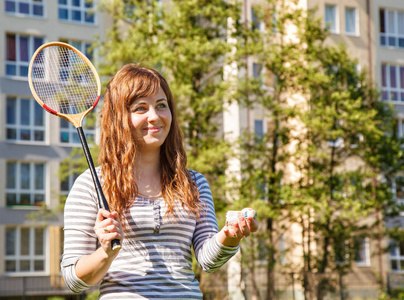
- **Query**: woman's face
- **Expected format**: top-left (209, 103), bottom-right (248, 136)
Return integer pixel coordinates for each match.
top-left (129, 86), bottom-right (172, 152)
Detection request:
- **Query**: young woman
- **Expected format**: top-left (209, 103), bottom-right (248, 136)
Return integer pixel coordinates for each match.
top-left (61, 64), bottom-right (258, 299)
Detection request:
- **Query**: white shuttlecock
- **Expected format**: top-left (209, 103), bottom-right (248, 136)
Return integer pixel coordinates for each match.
top-left (226, 209), bottom-right (257, 226)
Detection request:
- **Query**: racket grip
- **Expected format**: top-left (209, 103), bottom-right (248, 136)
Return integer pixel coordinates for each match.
top-left (111, 239), bottom-right (121, 251)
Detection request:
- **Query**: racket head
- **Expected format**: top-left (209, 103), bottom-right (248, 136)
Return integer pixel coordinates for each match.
top-left (28, 41), bottom-right (101, 128)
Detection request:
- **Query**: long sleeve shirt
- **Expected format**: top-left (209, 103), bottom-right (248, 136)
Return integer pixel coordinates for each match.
top-left (61, 168), bottom-right (239, 299)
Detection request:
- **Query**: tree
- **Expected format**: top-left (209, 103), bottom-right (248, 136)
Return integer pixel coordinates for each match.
top-left (293, 11), bottom-right (404, 297)
top-left (235, 0), bottom-right (404, 298)
top-left (96, 0), bottom-right (242, 293)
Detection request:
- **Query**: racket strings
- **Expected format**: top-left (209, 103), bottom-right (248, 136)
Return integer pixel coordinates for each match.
top-left (30, 46), bottom-right (98, 115)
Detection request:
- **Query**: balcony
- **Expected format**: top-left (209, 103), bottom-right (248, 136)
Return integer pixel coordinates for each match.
top-left (0, 275), bottom-right (85, 298)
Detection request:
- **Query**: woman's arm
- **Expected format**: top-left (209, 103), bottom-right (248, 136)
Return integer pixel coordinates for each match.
top-left (74, 209), bottom-right (122, 285)
top-left (191, 172), bottom-right (239, 272)
top-left (61, 170), bottom-right (122, 292)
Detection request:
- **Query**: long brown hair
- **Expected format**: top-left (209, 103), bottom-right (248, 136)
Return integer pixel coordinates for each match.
top-left (99, 64), bottom-right (201, 220)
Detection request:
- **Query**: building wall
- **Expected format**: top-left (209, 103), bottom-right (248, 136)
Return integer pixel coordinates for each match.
top-left (0, 0), bottom-right (108, 297)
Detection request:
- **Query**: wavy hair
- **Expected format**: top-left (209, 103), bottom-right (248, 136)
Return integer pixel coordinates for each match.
top-left (99, 64), bottom-right (201, 221)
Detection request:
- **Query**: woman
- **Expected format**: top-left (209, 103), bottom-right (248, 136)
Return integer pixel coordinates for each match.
top-left (61, 64), bottom-right (258, 299)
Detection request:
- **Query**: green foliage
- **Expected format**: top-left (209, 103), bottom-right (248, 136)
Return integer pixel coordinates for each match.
top-left (85, 290), bottom-right (100, 300)
top-left (234, 0), bottom-right (404, 297)
top-left (48, 0), bottom-right (403, 297)
top-left (97, 0), bottom-right (240, 210)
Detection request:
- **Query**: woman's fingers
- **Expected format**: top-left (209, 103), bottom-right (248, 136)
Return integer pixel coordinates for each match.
top-left (94, 209), bottom-right (123, 243)
top-left (238, 215), bottom-right (251, 237)
top-left (224, 208), bottom-right (259, 240)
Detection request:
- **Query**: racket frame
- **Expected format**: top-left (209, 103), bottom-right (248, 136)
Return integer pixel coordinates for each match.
top-left (28, 41), bottom-right (121, 251)
top-left (28, 41), bottom-right (101, 128)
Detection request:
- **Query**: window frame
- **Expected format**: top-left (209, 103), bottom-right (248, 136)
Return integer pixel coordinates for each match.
top-left (6, 161), bottom-right (47, 207)
top-left (380, 8), bottom-right (404, 49)
top-left (325, 4), bottom-right (339, 34)
top-left (59, 112), bottom-right (96, 145)
top-left (6, 96), bottom-right (46, 143)
top-left (254, 118), bottom-right (265, 140)
top-left (57, 39), bottom-right (96, 145)
top-left (390, 240), bottom-right (404, 273)
top-left (60, 166), bottom-right (79, 196)
top-left (58, 0), bottom-right (96, 25)
top-left (6, 33), bottom-right (44, 78)
top-left (392, 174), bottom-right (404, 206)
top-left (5, 226), bottom-right (47, 274)
top-left (345, 6), bottom-right (359, 36)
top-left (5, 0), bottom-right (45, 18)
top-left (354, 236), bottom-right (370, 266)
top-left (381, 63), bottom-right (404, 102)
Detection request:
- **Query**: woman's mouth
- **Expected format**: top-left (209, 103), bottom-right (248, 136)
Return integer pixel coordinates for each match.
top-left (144, 126), bottom-right (161, 133)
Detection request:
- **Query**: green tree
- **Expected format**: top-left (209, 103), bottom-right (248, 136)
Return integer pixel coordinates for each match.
top-left (291, 9), bottom-right (404, 299)
top-left (97, 0), bottom-right (241, 205)
top-left (234, 1), bottom-right (316, 298)
top-left (97, 0), bottom-right (241, 292)
top-left (235, 1), bottom-right (404, 299)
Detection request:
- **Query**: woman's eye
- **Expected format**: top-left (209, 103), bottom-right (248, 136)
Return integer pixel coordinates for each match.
top-left (133, 106), bottom-right (146, 112)
top-left (157, 103), bottom-right (167, 109)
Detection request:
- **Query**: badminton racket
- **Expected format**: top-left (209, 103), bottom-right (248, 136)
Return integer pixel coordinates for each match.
top-left (28, 41), bottom-right (121, 251)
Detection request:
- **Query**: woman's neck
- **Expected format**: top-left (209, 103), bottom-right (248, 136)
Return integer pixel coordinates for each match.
top-left (135, 149), bottom-right (162, 198)
top-left (136, 149), bottom-right (160, 176)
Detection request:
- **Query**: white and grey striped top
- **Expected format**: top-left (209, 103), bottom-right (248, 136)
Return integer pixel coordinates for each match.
top-left (61, 168), bottom-right (239, 299)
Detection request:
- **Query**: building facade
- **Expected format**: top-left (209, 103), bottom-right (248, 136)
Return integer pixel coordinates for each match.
top-left (0, 0), bottom-right (107, 297)
top-left (224, 0), bottom-right (404, 298)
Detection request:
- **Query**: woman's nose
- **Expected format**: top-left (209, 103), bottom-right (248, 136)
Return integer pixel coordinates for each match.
top-left (147, 107), bottom-right (159, 121)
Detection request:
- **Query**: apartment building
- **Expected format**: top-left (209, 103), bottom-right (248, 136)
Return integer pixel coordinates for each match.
top-left (224, 0), bottom-right (404, 298)
top-left (309, 0), bottom-right (404, 294)
top-left (0, 1), bottom-right (107, 298)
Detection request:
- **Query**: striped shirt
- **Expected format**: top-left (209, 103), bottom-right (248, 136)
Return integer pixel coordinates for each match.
top-left (61, 168), bottom-right (239, 299)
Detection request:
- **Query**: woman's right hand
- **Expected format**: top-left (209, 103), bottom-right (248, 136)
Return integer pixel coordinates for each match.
top-left (94, 209), bottom-right (123, 256)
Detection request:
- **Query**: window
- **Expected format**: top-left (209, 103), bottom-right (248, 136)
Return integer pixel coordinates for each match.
top-left (252, 62), bottom-right (262, 80)
top-left (393, 175), bottom-right (404, 204)
top-left (6, 96), bottom-right (45, 142)
top-left (380, 9), bottom-right (404, 48)
top-left (58, 0), bottom-right (95, 24)
top-left (279, 234), bottom-right (286, 265)
top-left (390, 240), bottom-right (404, 272)
top-left (5, 0), bottom-right (44, 17)
top-left (57, 40), bottom-right (96, 145)
top-left (60, 167), bottom-right (79, 195)
top-left (325, 4), bottom-right (338, 33)
top-left (354, 237), bottom-right (369, 266)
top-left (5, 227), bottom-right (46, 273)
top-left (381, 64), bottom-right (404, 102)
top-left (334, 239), bottom-right (349, 265)
top-left (345, 7), bottom-right (358, 35)
top-left (6, 161), bottom-right (46, 206)
top-left (251, 6), bottom-right (263, 31)
top-left (6, 34), bottom-right (43, 78)
top-left (254, 119), bottom-right (264, 140)
top-left (59, 39), bottom-right (93, 61)
top-left (335, 236), bottom-right (369, 266)
top-left (60, 115), bottom-right (95, 144)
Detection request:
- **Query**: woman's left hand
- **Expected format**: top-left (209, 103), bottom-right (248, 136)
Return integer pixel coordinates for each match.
top-left (219, 208), bottom-right (259, 247)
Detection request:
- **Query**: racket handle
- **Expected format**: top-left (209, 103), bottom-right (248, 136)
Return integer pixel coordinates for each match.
top-left (77, 127), bottom-right (121, 251)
